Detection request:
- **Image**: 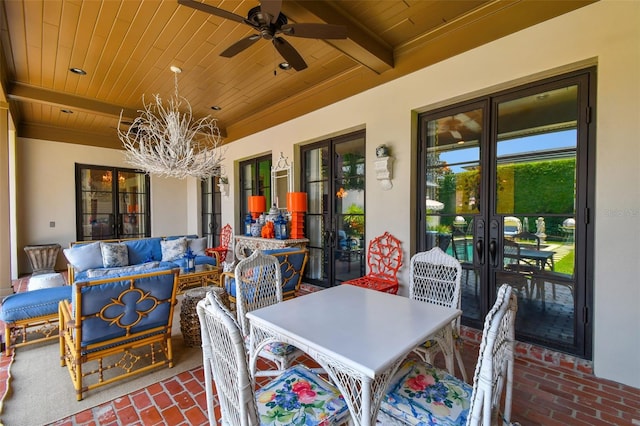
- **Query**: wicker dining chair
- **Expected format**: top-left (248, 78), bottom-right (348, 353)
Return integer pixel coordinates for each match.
top-left (409, 247), bottom-right (468, 383)
top-left (234, 249), bottom-right (304, 377)
top-left (379, 284), bottom-right (519, 426)
top-left (197, 291), bottom-right (349, 426)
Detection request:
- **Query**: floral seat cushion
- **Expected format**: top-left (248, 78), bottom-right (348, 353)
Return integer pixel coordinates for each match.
top-left (244, 335), bottom-right (299, 357)
top-left (380, 359), bottom-right (472, 426)
top-left (255, 365), bottom-right (348, 425)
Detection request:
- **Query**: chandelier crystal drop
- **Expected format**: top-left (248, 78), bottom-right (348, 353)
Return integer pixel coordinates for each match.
top-left (118, 66), bottom-right (224, 179)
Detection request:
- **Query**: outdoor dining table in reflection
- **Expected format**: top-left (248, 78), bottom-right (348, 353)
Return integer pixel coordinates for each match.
top-left (246, 284), bottom-right (461, 426)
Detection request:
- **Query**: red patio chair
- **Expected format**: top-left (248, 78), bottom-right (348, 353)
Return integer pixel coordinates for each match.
top-left (343, 232), bottom-right (403, 294)
top-left (206, 224), bottom-right (233, 264)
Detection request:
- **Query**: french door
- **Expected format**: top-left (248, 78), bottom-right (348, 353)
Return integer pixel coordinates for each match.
top-left (75, 164), bottom-right (150, 241)
top-left (202, 176), bottom-right (224, 247)
top-left (301, 131), bottom-right (366, 288)
top-left (417, 68), bottom-right (595, 357)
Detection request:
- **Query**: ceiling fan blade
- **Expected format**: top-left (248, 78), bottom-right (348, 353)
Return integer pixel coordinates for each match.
top-left (273, 37), bottom-right (307, 71)
top-left (281, 23), bottom-right (347, 39)
top-left (178, 0), bottom-right (247, 24)
top-left (260, 0), bottom-right (282, 24)
top-left (220, 35), bottom-right (261, 58)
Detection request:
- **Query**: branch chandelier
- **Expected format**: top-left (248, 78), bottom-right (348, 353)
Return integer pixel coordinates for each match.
top-left (118, 66), bottom-right (224, 179)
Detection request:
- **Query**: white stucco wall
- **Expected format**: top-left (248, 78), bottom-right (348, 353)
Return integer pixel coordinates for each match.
top-left (215, 0), bottom-right (640, 387)
top-left (14, 0), bottom-right (639, 388)
top-left (15, 139), bottom-right (197, 272)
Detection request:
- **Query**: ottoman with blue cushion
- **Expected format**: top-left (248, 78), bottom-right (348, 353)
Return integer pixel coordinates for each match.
top-left (0, 286), bottom-right (71, 355)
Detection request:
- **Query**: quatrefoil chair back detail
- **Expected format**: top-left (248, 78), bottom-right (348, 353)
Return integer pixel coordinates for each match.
top-left (379, 284), bottom-right (518, 426)
top-left (409, 247), bottom-right (468, 383)
top-left (58, 267), bottom-right (179, 400)
top-left (197, 291), bottom-right (350, 426)
top-left (233, 250), bottom-right (304, 377)
top-left (343, 232), bottom-right (403, 294)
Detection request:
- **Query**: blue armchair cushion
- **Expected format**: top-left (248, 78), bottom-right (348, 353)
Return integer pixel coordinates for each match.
top-left (263, 248), bottom-right (307, 295)
top-left (63, 242), bottom-right (103, 272)
top-left (100, 242), bottom-right (129, 268)
top-left (0, 286), bottom-right (72, 322)
top-left (123, 237), bottom-right (163, 263)
top-left (74, 267), bottom-right (175, 346)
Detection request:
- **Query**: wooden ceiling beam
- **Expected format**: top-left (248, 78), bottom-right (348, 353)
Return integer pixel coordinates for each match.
top-left (19, 122), bottom-right (123, 150)
top-left (284, 1), bottom-right (394, 74)
top-left (7, 82), bottom-right (139, 119)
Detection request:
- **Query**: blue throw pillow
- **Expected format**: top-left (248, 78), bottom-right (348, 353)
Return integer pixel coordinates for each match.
top-left (100, 242), bottom-right (129, 268)
top-left (124, 238), bottom-right (163, 263)
top-left (63, 242), bottom-right (103, 272)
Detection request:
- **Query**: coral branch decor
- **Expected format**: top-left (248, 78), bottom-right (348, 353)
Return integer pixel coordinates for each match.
top-left (118, 66), bottom-right (224, 179)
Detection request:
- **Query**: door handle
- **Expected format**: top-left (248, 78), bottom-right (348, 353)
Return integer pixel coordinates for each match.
top-left (489, 239), bottom-right (497, 267)
top-left (475, 239), bottom-right (484, 265)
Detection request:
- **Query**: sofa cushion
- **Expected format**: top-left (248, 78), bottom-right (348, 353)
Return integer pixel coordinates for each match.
top-left (160, 237), bottom-right (187, 261)
top-left (85, 261), bottom-right (161, 278)
top-left (100, 242), bottom-right (129, 268)
top-left (63, 242), bottom-right (103, 272)
top-left (123, 237), bottom-right (162, 263)
top-left (0, 286), bottom-right (72, 322)
top-left (187, 237), bottom-right (207, 256)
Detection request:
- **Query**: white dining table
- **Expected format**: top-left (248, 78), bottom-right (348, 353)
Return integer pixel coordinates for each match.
top-left (246, 284), bottom-right (462, 426)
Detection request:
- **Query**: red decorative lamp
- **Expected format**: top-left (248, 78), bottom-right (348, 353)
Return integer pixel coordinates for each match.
top-left (248, 195), bottom-right (266, 219)
top-left (287, 192), bottom-right (307, 239)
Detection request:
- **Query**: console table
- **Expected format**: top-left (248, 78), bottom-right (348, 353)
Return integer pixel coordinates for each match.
top-left (234, 235), bottom-right (309, 260)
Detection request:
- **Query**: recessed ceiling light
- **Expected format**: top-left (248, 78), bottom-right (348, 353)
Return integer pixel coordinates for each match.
top-left (278, 62), bottom-right (292, 70)
top-left (211, 106), bottom-right (222, 111)
top-left (69, 67), bottom-right (86, 75)
top-left (61, 109), bottom-right (73, 114)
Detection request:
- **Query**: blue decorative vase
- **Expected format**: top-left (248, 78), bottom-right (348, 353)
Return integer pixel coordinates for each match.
top-left (250, 222), bottom-right (262, 237)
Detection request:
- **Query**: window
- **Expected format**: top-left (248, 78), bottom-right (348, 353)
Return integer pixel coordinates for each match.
top-left (239, 155), bottom-right (272, 224)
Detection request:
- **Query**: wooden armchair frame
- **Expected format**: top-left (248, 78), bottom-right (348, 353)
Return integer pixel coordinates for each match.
top-left (59, 268), bottom-right (178, 400)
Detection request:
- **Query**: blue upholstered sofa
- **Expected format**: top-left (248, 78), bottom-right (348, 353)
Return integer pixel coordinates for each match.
top-left (221, 247), bottom-right (308, 302)
top-left (64, 235), bottom-right (218, 283)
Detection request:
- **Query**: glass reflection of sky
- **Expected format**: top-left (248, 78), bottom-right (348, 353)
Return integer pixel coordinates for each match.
top-left (438, 130), bottom-right (576, 173)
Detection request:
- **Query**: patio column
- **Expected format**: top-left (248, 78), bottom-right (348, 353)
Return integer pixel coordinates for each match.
top-left (0, 101), bottom-right (13, 297)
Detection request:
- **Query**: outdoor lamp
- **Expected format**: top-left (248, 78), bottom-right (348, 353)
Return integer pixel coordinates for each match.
top-left (287, 192), bottom-right (307, 239)
top-left (248, 195), bottom-right (266, 219)
top-left (184, 247), bottom-right (196, 273)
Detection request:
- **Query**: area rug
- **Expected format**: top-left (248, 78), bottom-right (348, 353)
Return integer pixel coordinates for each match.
top-left (0, 297), bottom-right (203, 426)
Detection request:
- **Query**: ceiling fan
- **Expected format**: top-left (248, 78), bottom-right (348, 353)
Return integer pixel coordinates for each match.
top-left (178, 0), bottom-right (347, 71)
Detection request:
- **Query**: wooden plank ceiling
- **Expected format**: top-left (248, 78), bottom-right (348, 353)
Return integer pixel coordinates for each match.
top-left (0, 0), bottom-right (595, 149)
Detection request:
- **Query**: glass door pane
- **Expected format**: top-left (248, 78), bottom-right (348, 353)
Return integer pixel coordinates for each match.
top-left (423, 107), bottom-right (485, 322)
top-left (493, 85), bottom-right (578, 349)
top-left (119, 170), bottom-right (149, 238)
top-left (79, 167), bottom-right (115, 240)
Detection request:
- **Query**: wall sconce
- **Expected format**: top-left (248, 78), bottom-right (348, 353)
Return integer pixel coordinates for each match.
top-left (374, 145), bottom-right (394, 190)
